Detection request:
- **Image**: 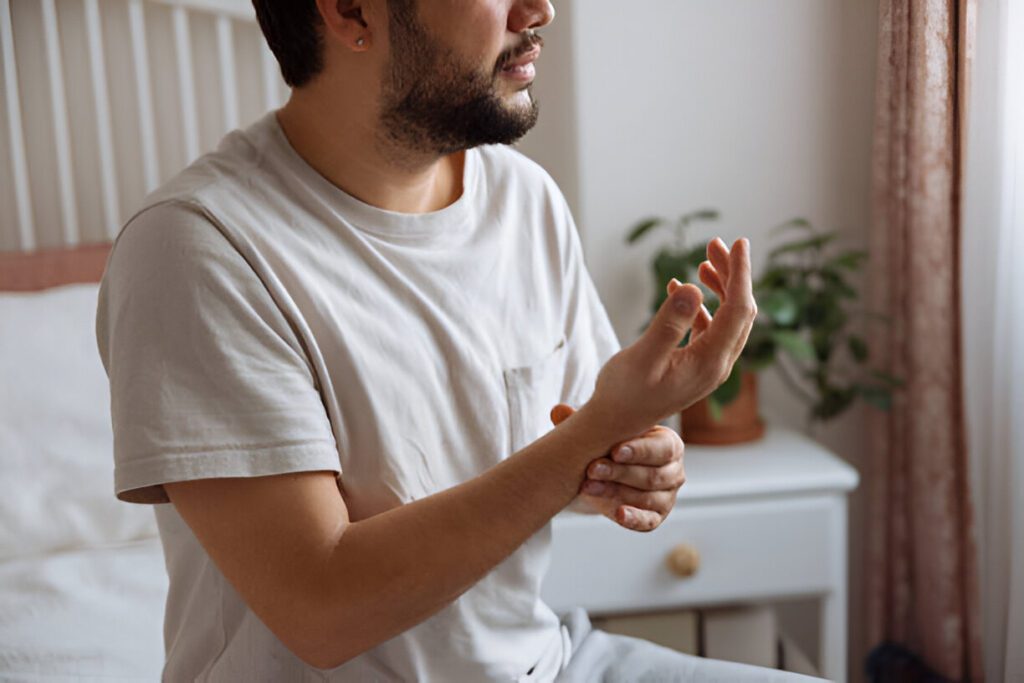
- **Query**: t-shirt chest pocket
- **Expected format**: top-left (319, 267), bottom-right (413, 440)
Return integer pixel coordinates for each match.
top-left (501, 336), bottom-right (568, 453)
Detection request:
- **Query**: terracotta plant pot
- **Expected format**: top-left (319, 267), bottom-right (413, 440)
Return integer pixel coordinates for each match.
top-left (680, 371), bottom-right (765, 445)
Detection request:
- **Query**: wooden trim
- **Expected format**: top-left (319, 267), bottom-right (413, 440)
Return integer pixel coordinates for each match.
top-left (0, 244), bottom-right (112, 291)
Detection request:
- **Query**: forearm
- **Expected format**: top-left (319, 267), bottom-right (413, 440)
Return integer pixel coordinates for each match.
top-left (311, 407), bottom-right (616, 668)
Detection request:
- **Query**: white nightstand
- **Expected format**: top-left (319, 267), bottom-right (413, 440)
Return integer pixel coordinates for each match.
top-left (541, 426), bottom-right (859, 682)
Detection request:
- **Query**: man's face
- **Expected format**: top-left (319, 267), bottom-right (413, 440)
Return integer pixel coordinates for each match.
top-left (379, 0), bottom-right (554, 156)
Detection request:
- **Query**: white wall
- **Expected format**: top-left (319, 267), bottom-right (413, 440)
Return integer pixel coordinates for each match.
top-left (519, 1), bottom-right (879, 678)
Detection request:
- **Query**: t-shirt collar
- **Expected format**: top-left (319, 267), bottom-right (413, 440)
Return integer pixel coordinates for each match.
top-left (256, 111), bottom-right (479, 243)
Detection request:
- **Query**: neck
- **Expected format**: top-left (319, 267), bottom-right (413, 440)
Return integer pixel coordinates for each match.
top-left (276, 89), bottom-right (466, 214)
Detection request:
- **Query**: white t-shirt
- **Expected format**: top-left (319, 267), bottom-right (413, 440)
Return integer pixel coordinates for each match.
top-left (96, 112), bottom-right (620, 682)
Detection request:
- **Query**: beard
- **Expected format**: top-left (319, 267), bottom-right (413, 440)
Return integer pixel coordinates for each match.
top-left (379, 2), bottom-right (543, 156)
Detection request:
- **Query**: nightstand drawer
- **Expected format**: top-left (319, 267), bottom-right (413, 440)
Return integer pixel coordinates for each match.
top-left (541, 494), bottom-right (843, 615)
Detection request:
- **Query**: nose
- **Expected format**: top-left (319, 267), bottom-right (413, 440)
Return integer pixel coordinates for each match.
top-left (509, 0), bottom-right (554, 33)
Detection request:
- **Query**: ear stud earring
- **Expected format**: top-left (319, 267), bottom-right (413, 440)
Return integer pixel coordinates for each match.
top-left (356, 37), bottom-right (365, 46)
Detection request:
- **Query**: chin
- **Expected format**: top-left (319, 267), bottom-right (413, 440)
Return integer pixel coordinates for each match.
top-left (502, 88), bottom-right (534, 111)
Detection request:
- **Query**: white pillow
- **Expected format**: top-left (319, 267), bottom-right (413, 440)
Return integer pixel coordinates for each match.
top-left (0, 283), bottom-right (158, 560)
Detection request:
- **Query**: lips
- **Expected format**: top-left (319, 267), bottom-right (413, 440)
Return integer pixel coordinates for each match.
top-left (502, 47), bottom-right (541, 71)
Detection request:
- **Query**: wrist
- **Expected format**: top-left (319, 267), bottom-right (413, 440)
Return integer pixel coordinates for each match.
top-left (559, 400), bottom-right (627, 462)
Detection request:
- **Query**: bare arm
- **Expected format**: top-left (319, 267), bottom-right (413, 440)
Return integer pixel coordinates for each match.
top-left (166, 237), bottom-right (756, 670)
top-left (166, 409), bottom-right (610, 669)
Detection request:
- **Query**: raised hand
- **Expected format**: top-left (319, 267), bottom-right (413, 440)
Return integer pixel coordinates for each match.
top-left (574, 237), bottom-right (756, 456)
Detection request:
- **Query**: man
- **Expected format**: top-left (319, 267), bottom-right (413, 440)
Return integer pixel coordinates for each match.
top-left (96, 1), bottom-right (804, 680)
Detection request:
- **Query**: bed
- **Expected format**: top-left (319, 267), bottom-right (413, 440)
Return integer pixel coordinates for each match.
top-left (0, 246), bottom-right (168, 680)
top-left (0, 0), bottom-right (284, 678)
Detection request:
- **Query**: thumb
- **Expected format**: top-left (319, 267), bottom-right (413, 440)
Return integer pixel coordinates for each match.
top-left (634, 279), bottom-right (703, 359)
top-left (550, 403), bottom-right (575, 426)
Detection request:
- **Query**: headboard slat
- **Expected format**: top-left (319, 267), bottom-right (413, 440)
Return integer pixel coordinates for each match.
top-left (42, 0), bottom-right (81, 246)
top-left (2, 0), bottom-right (36, 251)
top-left (129, 0), bottom-right (161, 194)
top-left (216, 15), bottom-right (239, 132)
top-left (173, 6), bottom-right (201, 164)
top-left (84, 0), bottom-right (121, 240)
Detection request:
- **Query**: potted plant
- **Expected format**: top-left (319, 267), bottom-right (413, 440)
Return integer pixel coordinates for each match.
top-left (626, 211), bottom-right (901, 445)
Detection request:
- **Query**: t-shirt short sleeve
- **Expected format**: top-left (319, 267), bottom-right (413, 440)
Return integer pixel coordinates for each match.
top-left (96, 201), bottom-right (340, 504)
top-left (556, 197), bottom-right (622, 410)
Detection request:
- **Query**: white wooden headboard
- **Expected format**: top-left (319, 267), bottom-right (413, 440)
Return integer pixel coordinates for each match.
top-left (0, 0), bottom-right (288, 252)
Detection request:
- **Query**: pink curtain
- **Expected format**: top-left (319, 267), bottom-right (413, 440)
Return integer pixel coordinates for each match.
top-left (866, 0), bottom-right (983, 680)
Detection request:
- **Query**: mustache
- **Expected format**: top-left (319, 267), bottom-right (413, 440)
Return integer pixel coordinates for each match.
top-left (495, 32), bottom-right (545, 72)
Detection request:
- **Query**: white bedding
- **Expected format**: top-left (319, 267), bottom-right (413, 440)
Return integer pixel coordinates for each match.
top-left (1, 284), bottom-right (167, 680)
top-left (0, 538), bottom-right (167, 681)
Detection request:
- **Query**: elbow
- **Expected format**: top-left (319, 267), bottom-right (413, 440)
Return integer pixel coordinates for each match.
top-left (282, 580), bottom-right (371, 670)
top-left (269, 585), bottom-right (358, 670)
top-left (296, 647), bottom-right (351, 672)
top-left (283, 618), bottom-right (358, 671)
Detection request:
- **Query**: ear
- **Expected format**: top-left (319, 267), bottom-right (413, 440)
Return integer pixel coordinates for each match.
top-left (315, 0), bottom-right (376, 52)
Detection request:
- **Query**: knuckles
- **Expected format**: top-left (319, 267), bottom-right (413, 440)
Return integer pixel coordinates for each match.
top-left (638, 492), bottom-right (657, 509)
top-left (646, 468), bottom-right (666, 489)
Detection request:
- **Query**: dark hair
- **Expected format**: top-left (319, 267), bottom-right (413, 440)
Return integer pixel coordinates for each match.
top-left (251, 1), bottom-right (324, 88)
top-left (252, 1), bottom-right (417, 89)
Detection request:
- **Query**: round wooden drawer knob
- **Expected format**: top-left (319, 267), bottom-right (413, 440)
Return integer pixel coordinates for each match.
top-left (666, 543), bottom-right (701, 578)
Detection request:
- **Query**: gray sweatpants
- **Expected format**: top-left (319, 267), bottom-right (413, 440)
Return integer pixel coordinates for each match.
top-left (554, 608), bottom-right (829, 683)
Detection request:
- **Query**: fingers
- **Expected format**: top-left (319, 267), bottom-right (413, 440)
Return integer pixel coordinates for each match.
top-left (724, 237), bottom-right (757, 363)
top-left (632, 279), bottom-right (703, 361)
top-left (708, 237), bottom-right (731, 284)
top-left (608, 426), bottom-right (683, 466)
top-left (725, 237), bottom-right (754, 303)
top-left (579, 480), bottom-right (676, 518)
top-left (698, 262), bottom-right (726, 300)
top-left (577, 488), bottom-right (663, 532)
top-left (586, 457), bottom-right (686, 491)
top-left (692, 304), bottom-right (712, 341)
top-left (615, 506), bottom-right (663, 532)
top-left (550, 403), bottom-right (575, 426)
top-left (685, 238), bottom-right (756, 364)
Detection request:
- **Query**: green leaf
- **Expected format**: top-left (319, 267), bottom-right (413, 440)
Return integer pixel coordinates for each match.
top-left (827, 250), bottom-right (869, 271)
top-left (821, 269), bottom-right (858, 299)
top-left (772, 330), bottom-right (816, 361)
top-left (769, 217), bottom-right (813, 236)
top-left (708, 395), bottom-right (724, 422)
top-left (712, 365), bottom-right (743, 406)
top-left (860, 385), bottom-right (893, 411)
top-left (755, 265), bottom-right (797, 290)
top-left (760, 290), bottom-right (799, 326)
top-left (681, 208), bottom-right (721, 224)
top-left (741, 323), bottom-right (776, 369)
top-left (813, 387), bottom-right (857, 420)
top-left (812, 329), bottom-right (834, 363)
top-left (848, 336), bottom-right (869, 363)
top-left (869, 370), bottom-right (905, 388)
top-left (745, 354), bottom-right (775, 372)
top-left (652, 250), bottom-right (692, 309)
top-left (768, 233), bottom-right (837, 260)
top-left (683, 243), bottom-right (712, 271)
top-left (627, 217), bottom-right (663, 244)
